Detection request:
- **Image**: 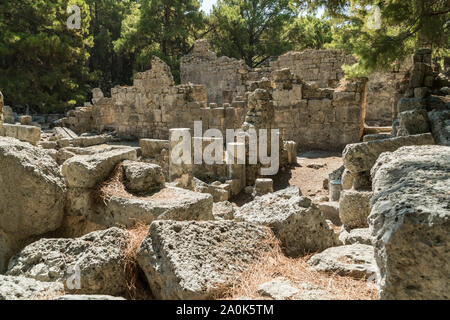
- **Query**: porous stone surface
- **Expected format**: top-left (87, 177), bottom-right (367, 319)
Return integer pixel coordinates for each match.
top-left (137, 220), bottom-right (273, 300)
top-left (342, 133), bottom-right (435, 173)
top-left (341, 169), bottom-right (354, 190)
top-left (235, 187), bottom-right (339, 257)
top-left (363, 133), bottom-right (391, 142)
top-left (19, 115), bottom-right (32, 125)
top-left (352, 171), bottom-right (372, 190)
top-left (257, 278), bottom-right (299, 300)
top-left (307, 244), bottom-right (376, 279)
top-left (2, 106), bottom-right (16, 124)
top-left (293, 282), bottom-right (338, 300)
top-left (339, 228), bottom-right (372, 245)
top-left (6, 228), bottom-right (130, 296)
top-left (61, 147), bottom-right (137, 188)
top-left (397, 109), bottom-right (430, 136)
top-left (339, 190), bottom-right (372, 229)
top-left (0, 275), bottom-right (64, 300)
top-left (212, 201), bottom-right (235, 220)
top-left (317, 201), bottom-right (341, 226)
top-left (253, 178), bottom-right (274, 196)
top-left (0, 137), bottom-right (66, 271)
top-left (428, 109), bottom-right (450, 146)
top-left (0, 123), bottom-right (41, 145)
top-left (71, 135), bottom-right (111, 147)
top-left (96, 187), bottom-right (214, 228)
top-left (369, 145), bottom-right (450, 299)
top-left (396, 97), bottom-right (426, 113)
top-left (122, 160), bottom-right (165, 194)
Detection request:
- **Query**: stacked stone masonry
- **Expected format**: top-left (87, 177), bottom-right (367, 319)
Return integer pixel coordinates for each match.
top-left (61, 42), bottom-right (369, 151)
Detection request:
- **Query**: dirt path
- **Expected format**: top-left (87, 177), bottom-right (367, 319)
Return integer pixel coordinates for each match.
top-left (273, 150), bottom-right (343, 198)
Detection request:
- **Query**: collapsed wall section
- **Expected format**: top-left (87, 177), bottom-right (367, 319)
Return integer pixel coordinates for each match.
top-left (180, 39), bottom-right (249, 106)
top-left (270, 50), bottom-right (357, 88)
top-left (62, 57), bottom-right (247, 139)
top-left (271, 69), bottom-right (367, 150)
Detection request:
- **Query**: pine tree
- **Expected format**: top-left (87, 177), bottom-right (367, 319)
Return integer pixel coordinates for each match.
top-left (301, 0), bottom-right (450, 75)
top-left (208, 0), bottom-right (298, 68)
top-left (114, 0), bottom-right (206, 83)
top-left (0, 0), bottom-right (94, 112)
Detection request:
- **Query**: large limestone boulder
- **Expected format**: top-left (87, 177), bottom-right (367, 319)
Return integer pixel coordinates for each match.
top-left (342, 133), bottom-right (435, 173)
top-left (137, 220), bottom-right (273, 300)
top-left (66, 187), bottom-right (214, 230)
top-left (339, 190), bottom-right (372, 229)
top-left (397, 109), bottom-right (430, 136)
top-left (339, 228), bottom-right (372, 245)
top-left (71, 135), bottom-right (111, 148)
top-left (235, 187), bottom-right (339, 257)
top-left (62, 148), bottom-right (137, 188)
top-left (0, 275), bottom-right (64, 300)
top-left (0, 124), bottom-right (41, 145)
top-left (369, 145), bottom-right (450, 299)
top-left (0, 137), bottom-right (67, 271)
top-left (428, 109), bottom-right (450, 146)
top-left (317, 201), bottom-right (340, 225)
top-left (122, 160), bottom-right (165, 194)
top-left (307, 244), bottom-right (376, 279)
top-left (6, 228), bottom-right (130, 296)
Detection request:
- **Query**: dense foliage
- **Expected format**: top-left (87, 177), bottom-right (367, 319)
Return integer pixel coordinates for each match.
top-left (0, 0), bottom-right (448, 112)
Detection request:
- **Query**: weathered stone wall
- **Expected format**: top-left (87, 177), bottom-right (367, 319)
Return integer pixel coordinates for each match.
top-left (180, 39), bottom-right (249, 106)
top-left (62, 57), bottom-right (247, 139)
top-left (365, 71), bottom-right (409, 125)
top-left (270, 50), bottom-right (357, 88)
top-left (62, 51), bottom-right (367, 151)
top-left (271, 69), bottom-right (367, 150)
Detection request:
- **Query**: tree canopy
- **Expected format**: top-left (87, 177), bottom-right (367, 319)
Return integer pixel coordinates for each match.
top-left (301, 0), bottom-right (450, 75)
top-left (0, 0), bottom-right (448, 112)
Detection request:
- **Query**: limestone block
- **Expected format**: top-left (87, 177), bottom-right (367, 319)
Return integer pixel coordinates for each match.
top-left (318, 201), bottom-right (341, 226)
top-left (0, 275), bottom-right (64, 300)
top-left (19, 115), bottom-right (32, 125)
top-left (61, 147), bottom-right (137, 188)
top-left (307, 244), bottom-right (376, 279)
top-left (235, 187), bottom-right (339, 257)
top-left (342, 133), bottom-right (435, 173)
top-left (0, 123), bottom-right (41, 145)
top-left (428, 110), bottom-right (450, 146)
top-left (397, 109), bottom-right (430, 136)
top-left (137, 220), bottom-right (273, 299)
top-left (254, 178), bottom-right (273, 196)
top-left (339, 190), bottom-right (372, 229)
top-left (369, 145), bottom-right (450, 299)
top-left (7, 228), bottom-right (130, 296)
top-left (122, 160), bottom-right (165, 194)
top-left (339, 228), bottom-right (372, 245)
top-left (0, 137), bottom-right (66, 242)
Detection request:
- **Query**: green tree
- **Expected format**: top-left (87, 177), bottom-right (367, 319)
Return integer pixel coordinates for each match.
top-left (0, 0), bottom-right (94, 112)
top-left (209, 0), bottom-right (298, 68)
top-left (114, 0), bottom-right (206, 82)
top-left (86, 0), bottom-right (135, 92)
top-left (301, 0), bottom-right (450, 75)
top-left (285, 15), bottom-right (333, 50)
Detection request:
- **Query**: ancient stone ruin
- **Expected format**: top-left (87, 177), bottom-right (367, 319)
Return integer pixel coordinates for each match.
top-left (1, 41), bottom-right (449, 301)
